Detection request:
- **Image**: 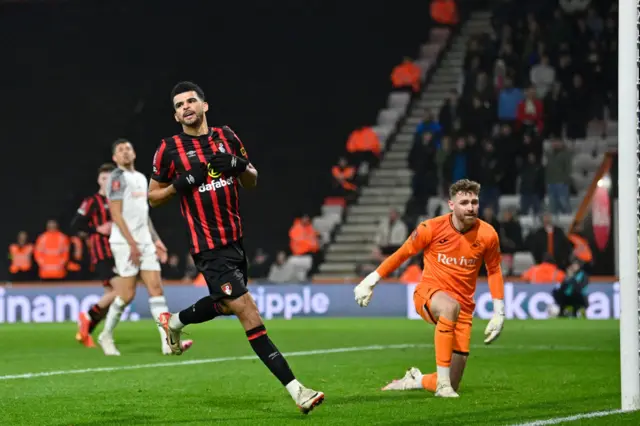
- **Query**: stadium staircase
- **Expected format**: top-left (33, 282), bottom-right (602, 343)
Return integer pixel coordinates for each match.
top-left (313, 8), bottom-right (620, 280)
top-left (313, 12), bottom-right (494, 280)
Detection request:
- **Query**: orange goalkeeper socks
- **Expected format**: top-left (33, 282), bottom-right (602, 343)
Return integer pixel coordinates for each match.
top-left (435, 316), bottom-right (456, 368)
top-left (421, 373), bottom-right (437, 391)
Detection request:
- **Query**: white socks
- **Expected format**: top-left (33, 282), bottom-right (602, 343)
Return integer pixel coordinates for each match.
top-left (436, 366), bottom-right (451, 385)
top-left (285, 379), bottom-right (303, 400)
top-left (149, 296), bottom-right (169, 343)
top-left (102, 296), bottom-right (126, 336)
top-left (169, 313), bottom-right (185, 330)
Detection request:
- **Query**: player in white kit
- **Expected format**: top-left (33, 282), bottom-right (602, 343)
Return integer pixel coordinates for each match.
top-left (98, 138), bottom-right (193, 356)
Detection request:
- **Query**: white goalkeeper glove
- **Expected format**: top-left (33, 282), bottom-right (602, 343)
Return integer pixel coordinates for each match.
top-left (484, 299), bottom-right (505, 344)
top-left (354, 271), bottom-right (381, 307)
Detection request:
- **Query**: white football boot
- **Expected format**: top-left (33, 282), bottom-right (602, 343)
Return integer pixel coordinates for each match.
top-left (382, 367), bottom-right (423, 390)
top-left (295, 386), bottom-right (325, 414)
top-left (97, 332), bottom-right (121, 356)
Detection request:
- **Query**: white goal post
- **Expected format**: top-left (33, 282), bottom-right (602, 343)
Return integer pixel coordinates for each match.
top-left (618, 0), bottom-right (640, 411)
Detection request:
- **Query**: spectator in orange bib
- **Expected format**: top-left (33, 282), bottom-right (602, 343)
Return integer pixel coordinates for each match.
top-left (34, 219), bottom-right (70, 280)
top-left (391, 58), bottom-right (422, 93)
top-left (354, 179), bottom-right (505, 398)
top-left (8, 231), bottom-right (34, 281)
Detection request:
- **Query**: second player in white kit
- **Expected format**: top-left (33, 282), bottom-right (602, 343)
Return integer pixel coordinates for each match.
top-left (98, 138), bottom-right (193, 356)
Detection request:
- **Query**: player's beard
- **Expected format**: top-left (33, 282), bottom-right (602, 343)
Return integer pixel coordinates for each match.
top-left (457, 210), bottom-right (476, 227)
top-left (182, 111), bottom-right (204, 129)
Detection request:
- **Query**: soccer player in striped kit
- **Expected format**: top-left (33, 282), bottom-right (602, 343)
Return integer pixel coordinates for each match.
top-left (148, 81), bottom-right (324, 414)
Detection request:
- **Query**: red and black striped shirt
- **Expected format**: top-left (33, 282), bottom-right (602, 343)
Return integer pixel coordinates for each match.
top-left (76, 193), bottom-right (113, 263)
top-left (151, 126), bottom-right (247, 254)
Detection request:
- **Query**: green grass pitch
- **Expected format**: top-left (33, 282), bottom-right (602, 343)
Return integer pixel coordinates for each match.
top-left (1, 318), bottom-right (638, 425)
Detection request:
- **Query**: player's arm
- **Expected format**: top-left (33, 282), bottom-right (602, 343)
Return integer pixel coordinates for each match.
top-left (238, 163), bottom-right (258, 189)
top-left (107, 171), bottom-right (137, 248)
top-left (354, 222), bottom-right (432, 307)
top-left (212, 126), bottom-right (257, 189)
top-left (148, 140), bottom-right (207, 207)
top-left (148, 179), bottom-right (177, 207)
top-left (483, 229), bottom-right (505, 344)
top-left (70, 198), bottom-right (94, 235)
top-left (148, 217), bottom-right (168, 263)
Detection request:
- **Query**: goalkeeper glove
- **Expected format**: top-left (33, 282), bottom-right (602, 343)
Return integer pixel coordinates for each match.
top-left (173, 163), bottom-right (207, 194)
top-left (354, 271), bottom-right (381, 307)
top-left (484, 299), bottom-right (505, 344)
top-left (208, 152), bottom-right (248, 177)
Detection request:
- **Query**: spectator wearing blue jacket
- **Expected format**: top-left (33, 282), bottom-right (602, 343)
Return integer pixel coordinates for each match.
top-left (497, 77), bottom-right (523, 124)
top-left (414, 110), bottom-right (442, 149)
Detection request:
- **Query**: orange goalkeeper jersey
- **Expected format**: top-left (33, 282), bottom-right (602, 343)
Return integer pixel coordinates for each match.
top-left (377, 213), bottom-right (504, 313)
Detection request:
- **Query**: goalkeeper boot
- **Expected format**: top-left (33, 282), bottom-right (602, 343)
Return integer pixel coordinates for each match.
top-left (382, 367), bottom-right (423, 390)
top-left (295, 386), bottom-right (325, 414)
top-left (435, 380), bottom-right (459, 398)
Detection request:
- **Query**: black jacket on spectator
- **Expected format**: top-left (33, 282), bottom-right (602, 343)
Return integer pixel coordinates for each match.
top-left (438, 99), bottom-right (462, 135)
top-left (519, 161), bottom-right (546, 197)
top-left (543, 85), bottom-right (568, 137)
top-left (500, 218), bottom-right (524, 254)
top-left (526, 226), bottom-right (572, 269)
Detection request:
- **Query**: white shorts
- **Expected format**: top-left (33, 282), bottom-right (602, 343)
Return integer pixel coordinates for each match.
top-left (110, 243), bottom-right (161, 277)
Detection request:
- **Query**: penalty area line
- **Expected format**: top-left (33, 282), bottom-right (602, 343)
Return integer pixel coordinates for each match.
top-left (508, 408), bottom-right (632, 426)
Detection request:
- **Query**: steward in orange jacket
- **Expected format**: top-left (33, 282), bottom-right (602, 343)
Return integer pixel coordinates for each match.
top-left (332, 157), bottom-right (357, 194)
top-left (34, 220), bottom-right (70, 280)
top-left (430, 0), bottom-right (459, 25)
top-left (391, 58), bottom-right (422, 93)
top-left (9, 231), bottom-right (33, 280)
top-left (289, 216), bottom-right (320, 256)
top-left (521, 254), bottom-right (566, 284)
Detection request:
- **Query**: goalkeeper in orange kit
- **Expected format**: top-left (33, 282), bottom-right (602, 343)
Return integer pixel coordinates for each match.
top-left (354, 179), bottom-right (505, 397)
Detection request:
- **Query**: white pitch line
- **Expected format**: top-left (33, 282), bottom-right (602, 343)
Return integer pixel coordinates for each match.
top-left (508, 409), bottom-right (631, 426)
top-left (0, 342), bottom-right (612, 381)
top-left (0, 343), bottom-right (429, 381)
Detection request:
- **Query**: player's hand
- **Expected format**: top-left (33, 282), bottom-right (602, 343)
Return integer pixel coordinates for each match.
top-left (208, 152), bottom-right (248, 177)
top-left (173, 163), bottom-right (208, 193)
top-left (128, 242), bottom-right (142, 266)
top-left (155, 240), bottom-right (168, 264)
top-left (96, 222), bottom-right (112, 236)
top-left (354, 271), bottom-right (381, 307)
top-left (484, 299), bottom-right (505, 344)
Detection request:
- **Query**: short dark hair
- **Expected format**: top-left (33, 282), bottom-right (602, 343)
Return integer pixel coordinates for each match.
top-left (98, 163), bottom-right (116, 175)
top-left (170, 81), bottom-right (206, 106)
top-left (112, 138), bottom-right (131, 154)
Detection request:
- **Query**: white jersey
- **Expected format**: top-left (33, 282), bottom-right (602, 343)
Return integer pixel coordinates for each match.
top-left (106, 167), bottom-right (153, 245)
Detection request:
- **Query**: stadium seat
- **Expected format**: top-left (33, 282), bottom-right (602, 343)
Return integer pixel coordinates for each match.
top-left (415, 59), bottom-right (432, 79)
top-left (371, 124), bottom-right (395, 149)
top-left (512, 251), bottom-right (536, 275)
top-left (419, 43), bottom-right (443, 62)
top-left (376, 108), bottom-right (403, 127)
top-left (387, 92), bottom-right (411, 112)
top-left (429, 27), bottom-right (452, 44)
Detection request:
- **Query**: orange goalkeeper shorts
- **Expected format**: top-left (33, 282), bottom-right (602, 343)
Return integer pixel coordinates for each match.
top-left (413, 287), bottom-right (473, 355)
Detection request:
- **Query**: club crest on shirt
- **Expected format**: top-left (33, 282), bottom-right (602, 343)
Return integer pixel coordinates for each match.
top-left (111, 179), bottom-right (121, 191)
top-left (221, 282), bottom-right (232, 296)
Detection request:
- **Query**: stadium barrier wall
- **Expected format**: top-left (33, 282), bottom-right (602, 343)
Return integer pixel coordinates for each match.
top-left (0, 282), bottom-right (620, 324)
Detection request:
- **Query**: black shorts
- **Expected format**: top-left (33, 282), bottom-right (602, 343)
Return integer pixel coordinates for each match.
top-left (94, 258), bottom-right (117, 286)
top-left (193, 239), bottom-right (249, 302)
